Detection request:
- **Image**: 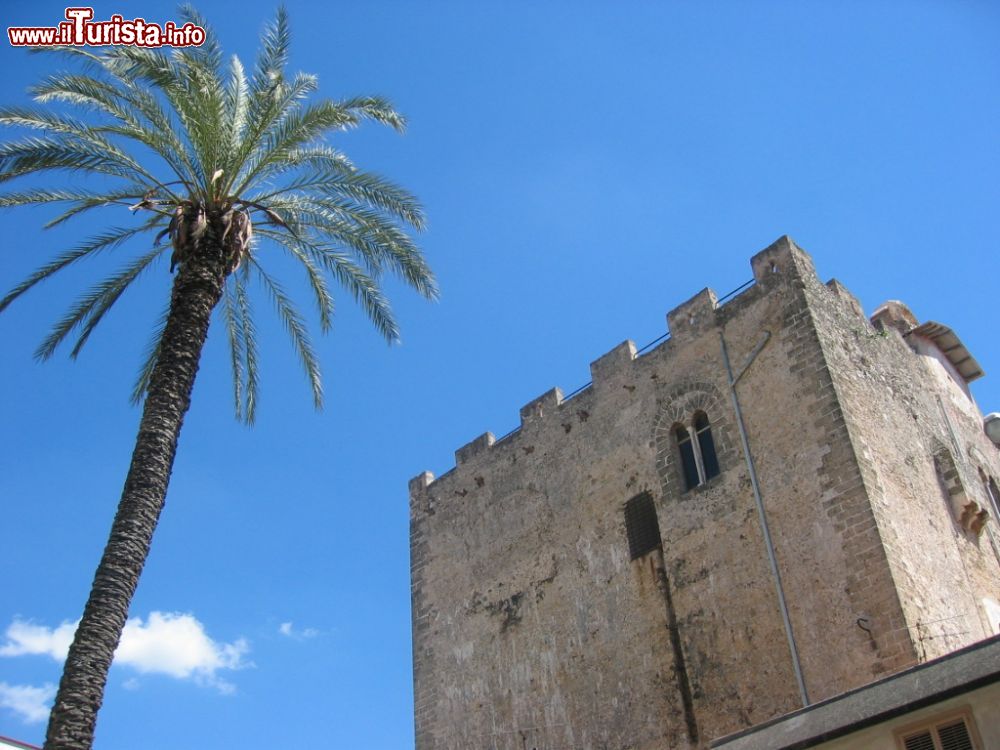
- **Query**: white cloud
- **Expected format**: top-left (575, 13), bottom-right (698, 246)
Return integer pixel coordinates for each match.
top-left (278, 621), bottom-right (318, 640)
top-left (1, 612), bottom-right (250, 693)
top-left (0, 682), bottom-right (55, 724)
top-left (117, 612), bottom-right (249, 686)
top-left (0, 619), bottom-right (76, 660)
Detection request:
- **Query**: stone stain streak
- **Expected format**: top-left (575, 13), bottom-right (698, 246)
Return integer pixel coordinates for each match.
top-left (409, 236), bottom-right (1000, 749)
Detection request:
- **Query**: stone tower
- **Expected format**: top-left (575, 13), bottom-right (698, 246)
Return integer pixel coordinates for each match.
top-left (409, 237), bottom-right (1000, 750)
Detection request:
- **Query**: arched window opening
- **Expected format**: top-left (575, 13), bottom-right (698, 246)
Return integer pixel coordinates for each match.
top-left (694, 412), bottom-right (720, 481)
top-left (675, 425), bottom-right (699, 491)
top-left (624, 492), bottom-right (662, 560)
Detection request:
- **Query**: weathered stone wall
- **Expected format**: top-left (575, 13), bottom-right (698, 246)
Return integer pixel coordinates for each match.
top-left (801, 270), bottom-right (1000, 661)
top-left (410, 236), bottom-right (1000, 749)
top-left (733, 243), bottom-right (918, 693)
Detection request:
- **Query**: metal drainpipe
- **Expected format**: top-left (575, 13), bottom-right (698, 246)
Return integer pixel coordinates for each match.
top-left (719, 329), bottom-right (811, 707)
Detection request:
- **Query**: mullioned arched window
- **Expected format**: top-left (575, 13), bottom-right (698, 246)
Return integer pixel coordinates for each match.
top-left (675, 412), bottom-right (720, 491)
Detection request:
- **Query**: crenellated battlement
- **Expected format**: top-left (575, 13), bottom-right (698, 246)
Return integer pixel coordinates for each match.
top-left (410, 236), bottom-right (848, 496)
top-left (409, 235), bottom-right (825, 496)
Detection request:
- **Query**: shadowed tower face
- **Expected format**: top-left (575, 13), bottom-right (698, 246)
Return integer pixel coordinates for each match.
top-left (409, 236), bottom-right (1000, 750)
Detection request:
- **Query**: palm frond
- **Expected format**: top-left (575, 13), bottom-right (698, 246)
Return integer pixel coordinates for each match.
top-left (0, 106), bottom-right (178, 195)
top-left (252, 7), bottom-right (292, 96)
top-left (230, 71), bottom-right (319, 195)
top-left (313, 245), bottom-right (398, 343)
top-left (325, 219), bottom-right (437, 300)
top-left (35, 245), bottom-right (165, 360)
top-left (335, 95), bottom-right (407, 133)
top-left (253, 146), bottom-right (356, 189)
top-left (233, 9), bottom-right (294, 184)
top-left (0, 187), bottom-right (140, 210)
top-left (173, 52), bottom-right (226, 191)
top-left (262, 194), bottom-right (437, 300)
top-left (30, 73), bottom-right (196, 189)
top-left (236, 101), bottom-right (365, 192)
top-left (27, 45), bottom-right (105, 67)
top-left (0, 220), bottom-right (162, 314)
top-left (0, 106), bottom-right (104, 138)
top-left (221, 277), bottom-right (246, 421)
top-left (43, 188), bottom-right (164, 229)
top-left (223, 55), bottom-right (250, 172)
top-left (178, 5), bottom-right (223, 75)
top-left (0, 182), bottom-right (165, 231)
top-left (31, 72), bottom-right (124, 113)
top-left (249, 257), bottom-right (322, 408)
top-left (262, 228), bottom-right (399, 343)
top-left (0, 136), bottom-right (137, 183)
top-left (101, 46), bottom-right (212, 190)
top-left (129, 301), bottom-right (170, 406)
top-left (318, 171), bottom-right (426, 230)
top-left (234, 264), bottom-right (260, 423)
top-left (256, 226), bottom-right (334, 331)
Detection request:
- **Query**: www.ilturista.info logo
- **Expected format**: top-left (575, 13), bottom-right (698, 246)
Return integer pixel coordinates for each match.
top-left (8, 7), bottom-right (206, 47)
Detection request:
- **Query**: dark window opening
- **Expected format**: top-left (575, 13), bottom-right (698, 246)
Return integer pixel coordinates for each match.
top-left (676, 426), bottom-right (699, 491)
top-left (694, 412), bottom-right (720, 481)
top-left (624, 492), bottom-right (662, 560)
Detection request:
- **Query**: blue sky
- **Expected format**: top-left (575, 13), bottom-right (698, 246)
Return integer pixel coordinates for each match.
top-left (0, 1), bottom-right (998, 748)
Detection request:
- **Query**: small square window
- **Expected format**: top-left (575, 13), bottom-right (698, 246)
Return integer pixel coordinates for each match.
top-left (624, 492), bottom-right (662, 560)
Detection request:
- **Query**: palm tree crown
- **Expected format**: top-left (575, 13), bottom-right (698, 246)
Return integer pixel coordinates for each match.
top-left (1, 5), bottom-right (436, 421)
top-left (0, 7), bottom-right (436, 749)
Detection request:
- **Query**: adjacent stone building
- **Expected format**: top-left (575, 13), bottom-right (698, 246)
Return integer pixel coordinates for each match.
top-left (409, 236), bottom-right (1000, 750)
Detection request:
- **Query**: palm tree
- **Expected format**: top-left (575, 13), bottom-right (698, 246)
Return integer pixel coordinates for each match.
top-left (0, 8), bottom-right (436, 749)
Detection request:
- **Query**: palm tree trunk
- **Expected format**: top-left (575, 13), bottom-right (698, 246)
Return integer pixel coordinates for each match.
top-left (44, 234), bottom-right (228, 750)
